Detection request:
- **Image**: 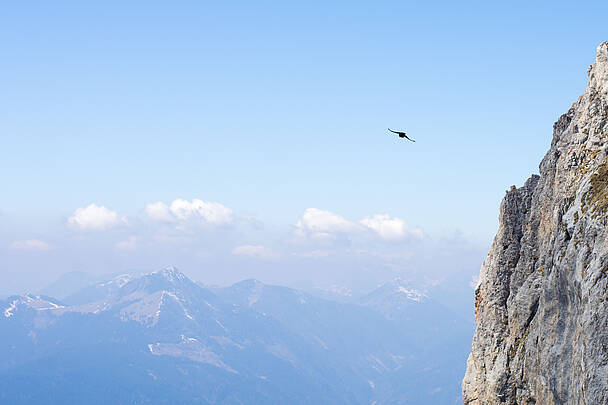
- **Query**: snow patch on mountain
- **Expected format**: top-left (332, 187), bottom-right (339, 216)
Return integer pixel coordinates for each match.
top-left (246, 280), bottom-right (264, 307)
top-left (98, 274), bottom-right (133, 288)
top-left (266, 343), bottom-right (298, 366)
top-left (313, 335), bottom-right (329, 350)
top-left (3, 294), bottom-right (66, 318)
top-left (211, 335), bottom-right (245, 349)
top-left (148, 335), bottom-right (237, 373)
top-left (4, 300), bottom-right (18, 318)
top-left (118, 289), bottom-right (196, 326)
top-left (397, 286), bottom-right (426, 302)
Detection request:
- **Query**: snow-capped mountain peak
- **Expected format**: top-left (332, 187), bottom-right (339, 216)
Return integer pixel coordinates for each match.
top-left (151, 266), bottom-right (186, 283)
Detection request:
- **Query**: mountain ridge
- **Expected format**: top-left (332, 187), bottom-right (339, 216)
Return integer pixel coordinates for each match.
top-left (2, 266), bottom-right (471, 404)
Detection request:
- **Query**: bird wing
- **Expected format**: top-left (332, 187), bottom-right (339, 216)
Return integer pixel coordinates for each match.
top-left (388, 128), bottom-right (400, 134)
top-left (404, 134), bottom-right (416, 142)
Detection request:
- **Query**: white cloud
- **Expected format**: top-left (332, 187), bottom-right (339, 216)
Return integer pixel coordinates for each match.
top-left (9, 239), bottom-right (53, 251)
top-left (294, 208), bottom-right (422, 242)
top-left (360, 214), bottom-right (423, 240)
top-left (145, 199), bottom-right (233, 226)
top-left (170, 199), bottom-right (233, 225)
top-left (115, 236), bottom-right (137, 251)
top-left (67, 204), bottom-right (124, 231)
top-left (294, 208), bottom-right (358, 239)
top-left (144, 202), bottom-right (173, 222)
top-left (232, 245), bottom-right (280, 259)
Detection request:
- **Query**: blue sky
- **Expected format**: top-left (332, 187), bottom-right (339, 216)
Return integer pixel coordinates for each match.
top-left (1, 1), bottom-right (607, 295)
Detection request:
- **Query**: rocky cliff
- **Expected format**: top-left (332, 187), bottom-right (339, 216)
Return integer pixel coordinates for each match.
top-left (463, 41), bottom-right (608, 404)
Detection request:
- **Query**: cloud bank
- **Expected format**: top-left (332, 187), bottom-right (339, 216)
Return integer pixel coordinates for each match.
top-left (294, 208), bottom-right (358, 239)
top-left (360, 214), bottom-right (423, 240)
top-left (294, 208), bottom-right (422, 241)
top-left (145, 199), bottom-right (233, 226)
top-left (9, 239), bottom-right (53, 251)
top-left (232, 245), bottom-right (280, 260)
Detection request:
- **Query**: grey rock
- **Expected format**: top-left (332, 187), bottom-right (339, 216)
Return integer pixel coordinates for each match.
top-left (463, 41), bottom-right (608, 404)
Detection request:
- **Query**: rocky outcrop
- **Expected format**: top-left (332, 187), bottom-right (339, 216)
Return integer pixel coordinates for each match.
top-left (463, 41), bottom-right (608, 404)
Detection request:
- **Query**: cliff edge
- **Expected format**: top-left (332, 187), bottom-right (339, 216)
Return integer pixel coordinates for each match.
top-left (463, 41), bottom-right (608, 404)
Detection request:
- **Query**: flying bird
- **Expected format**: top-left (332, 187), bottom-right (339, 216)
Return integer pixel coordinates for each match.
top-left (388, 128), bottom-right (415, 142)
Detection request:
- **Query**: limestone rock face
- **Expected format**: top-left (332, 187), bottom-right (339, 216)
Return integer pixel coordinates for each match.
top-left (463, 41), bottom-right (608, 404)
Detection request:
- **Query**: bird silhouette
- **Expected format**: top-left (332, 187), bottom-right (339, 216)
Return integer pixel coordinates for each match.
top-left (388, 128), bottom-right (415, 142)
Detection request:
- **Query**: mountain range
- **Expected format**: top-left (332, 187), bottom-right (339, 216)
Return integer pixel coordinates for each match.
top-left (1, 267), bottom-right (472, 404)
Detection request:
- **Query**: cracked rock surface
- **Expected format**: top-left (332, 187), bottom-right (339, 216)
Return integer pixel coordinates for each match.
top-left (463, 41), bottom-right (608, 404)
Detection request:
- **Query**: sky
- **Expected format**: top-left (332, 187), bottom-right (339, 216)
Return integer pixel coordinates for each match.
top-left (1, 1), bottom-right (608, 297)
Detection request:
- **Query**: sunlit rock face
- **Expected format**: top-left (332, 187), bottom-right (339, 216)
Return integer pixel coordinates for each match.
top-left (463, 41), bottom-right (608, 404)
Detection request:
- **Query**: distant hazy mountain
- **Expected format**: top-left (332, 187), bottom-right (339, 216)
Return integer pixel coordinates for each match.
top-left (308, 284), bottom-right (357, 302)
top-left (61, 272), bottom-right (137, 305)
top-left (38, 271), bottom-right (97, 300)
top-left (0, 267), bottom-right (471, 404)
top-left (357, 277), bottom-right (472, 343)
